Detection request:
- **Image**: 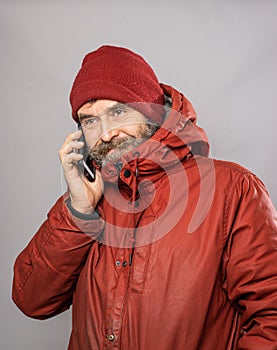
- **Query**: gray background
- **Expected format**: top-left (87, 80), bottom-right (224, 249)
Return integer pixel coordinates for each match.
top-left (1, 0), bottom-right (276, 349)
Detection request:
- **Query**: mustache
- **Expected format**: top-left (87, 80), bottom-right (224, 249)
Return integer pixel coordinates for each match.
top-left (88, 136), bottom-right (138, 167)
top-left (92, 136), bottom-right (133, 155)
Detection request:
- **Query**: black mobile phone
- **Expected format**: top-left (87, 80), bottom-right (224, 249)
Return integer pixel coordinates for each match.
top-left (78, 130), bottom-right (96, 182)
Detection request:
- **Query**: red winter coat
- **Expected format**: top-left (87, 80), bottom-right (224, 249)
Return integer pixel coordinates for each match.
top-left (12, 85), bottom-right (277, 349)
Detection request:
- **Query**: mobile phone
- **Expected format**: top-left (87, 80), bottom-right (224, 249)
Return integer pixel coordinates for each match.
top-left (78, 129), bottom-right (96, 182)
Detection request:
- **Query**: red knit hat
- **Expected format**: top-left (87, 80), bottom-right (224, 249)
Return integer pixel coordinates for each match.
top-left (69, 45), bottom-right (165, 125)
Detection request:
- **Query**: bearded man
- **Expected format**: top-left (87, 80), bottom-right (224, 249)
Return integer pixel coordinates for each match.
top-left (12, 45), bottom-right (277, 350)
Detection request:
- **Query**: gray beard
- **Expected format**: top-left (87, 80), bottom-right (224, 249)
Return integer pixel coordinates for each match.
top-left (88, 123), bottom-right (159, 167)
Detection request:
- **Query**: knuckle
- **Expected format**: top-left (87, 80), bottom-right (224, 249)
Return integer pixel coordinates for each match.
top-left (65, 133), bottom-right (75, 143)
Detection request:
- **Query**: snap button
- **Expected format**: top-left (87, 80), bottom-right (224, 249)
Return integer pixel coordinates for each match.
top-left (132, 151), bottom-right (140, 157)
top-left (107, 334), bottom-right (115, 341)
top-left (115, 260), bottom-right (121, 267)
top-left (123, 169), bottom-right (131, 178)
top-left (122, 261), bottom-right (127, 267)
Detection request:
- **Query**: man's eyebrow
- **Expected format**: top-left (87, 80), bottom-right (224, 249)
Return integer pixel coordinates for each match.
top-left (107, 102), bottom-right (130, 113)
top-left (78, 103), bottom-right (130, 121)
top-left (78, 113), bottom-right (95, 122)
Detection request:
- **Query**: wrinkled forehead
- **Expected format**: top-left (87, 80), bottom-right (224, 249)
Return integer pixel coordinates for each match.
top-left (77, 99), bottom-right (119, 116)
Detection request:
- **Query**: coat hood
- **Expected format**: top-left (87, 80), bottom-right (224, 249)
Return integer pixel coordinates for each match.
top-left (157, 83), bottom-right (209, 157)
top-left (100, 84), bottom-right (210, 184)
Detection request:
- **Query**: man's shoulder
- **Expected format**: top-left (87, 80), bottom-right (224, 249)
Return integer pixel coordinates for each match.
top-left (187, 155), bottom-right (252, 174)
top-left (186, 155), bottom-right (256, 187)
top-left (211, 157), bottom-right (251, 174)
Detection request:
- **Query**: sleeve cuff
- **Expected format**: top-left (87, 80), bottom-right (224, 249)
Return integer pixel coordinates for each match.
top-left (66, 200), bottom-right (100, 221)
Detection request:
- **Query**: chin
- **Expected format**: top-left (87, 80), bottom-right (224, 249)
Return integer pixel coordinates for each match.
top-left (106, 145), bottom-right (135, 163)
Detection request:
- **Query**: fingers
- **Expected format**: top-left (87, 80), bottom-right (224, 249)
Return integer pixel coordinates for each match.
top-left (63, 150), bottom-right (83, 166)
top-left (62, 139), bottom-right (84, 156)
top-left (59, 130), bottom-right (84, 163)
top-left (61, 129), bottom-right (83, 149)
top-left (65, 129), bottom-right (83, 143)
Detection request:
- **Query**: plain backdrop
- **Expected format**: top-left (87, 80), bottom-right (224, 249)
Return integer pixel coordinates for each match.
top-left (1, 0), bottom-right (276, 349)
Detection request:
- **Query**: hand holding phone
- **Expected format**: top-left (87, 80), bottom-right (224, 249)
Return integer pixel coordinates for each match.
top-left (60, 129), bottom-right (103, 214)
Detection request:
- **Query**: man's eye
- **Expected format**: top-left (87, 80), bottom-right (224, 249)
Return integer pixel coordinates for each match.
top-left (83, 117), bottom-right (97, 127)
top-left (113, 108), bottom-right (127, 117)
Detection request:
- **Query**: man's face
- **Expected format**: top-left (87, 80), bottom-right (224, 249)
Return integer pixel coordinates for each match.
top-left (77, 100), bottom-right (159, 167)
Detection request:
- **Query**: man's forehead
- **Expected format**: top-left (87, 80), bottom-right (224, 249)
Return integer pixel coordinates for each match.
top-left (78, 99), bottom-right (120, 116)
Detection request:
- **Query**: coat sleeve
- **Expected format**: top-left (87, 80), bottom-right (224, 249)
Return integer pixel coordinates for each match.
top-left (12, 195), bottom-right (105, 320)
top-left (222, 172), bottom-right (277, 349)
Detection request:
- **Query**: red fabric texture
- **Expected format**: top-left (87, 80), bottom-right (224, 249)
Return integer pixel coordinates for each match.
top-left (70, 45), bottom-right (165, 125)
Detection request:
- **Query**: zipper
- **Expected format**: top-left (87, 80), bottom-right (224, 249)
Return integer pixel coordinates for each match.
top-left (129, 252), bottom-right (133, 266)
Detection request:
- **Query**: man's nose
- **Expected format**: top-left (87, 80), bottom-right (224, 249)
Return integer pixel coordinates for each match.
top-left (100, 118), bottom-right (120, 142)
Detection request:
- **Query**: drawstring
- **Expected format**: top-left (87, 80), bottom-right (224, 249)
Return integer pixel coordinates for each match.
top-left (131, 157), bottom-right (139, 204)
top-left (129, 155), bottom-right (139, 265)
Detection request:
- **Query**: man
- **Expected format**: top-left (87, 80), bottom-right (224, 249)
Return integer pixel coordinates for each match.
top-left (12, 46), bottom-right (277, 349)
